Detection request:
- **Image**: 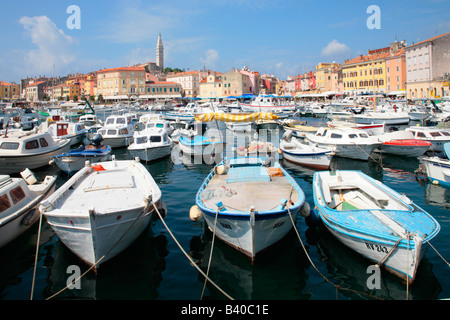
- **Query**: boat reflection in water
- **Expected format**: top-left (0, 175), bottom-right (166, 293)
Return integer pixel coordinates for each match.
top-left (46, 226), bottom-right (168, 300)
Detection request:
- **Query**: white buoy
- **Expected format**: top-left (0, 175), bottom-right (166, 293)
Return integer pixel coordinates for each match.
top-left (216, 165), bottom-right (228, 175)
top-left (190, 205), bottom-right (203, 222)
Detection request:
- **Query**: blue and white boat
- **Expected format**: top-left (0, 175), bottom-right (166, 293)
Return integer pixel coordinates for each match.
top-left (193, 157), bottom-right (306, 261)
top-left (178, 129), bottom-right (224, 157)
top-left (312, 170), bottom-right (440, 284)
top-left (50, 135), bottom-right (112, 174)
top-left (421, 142), bottom-right (450, 187)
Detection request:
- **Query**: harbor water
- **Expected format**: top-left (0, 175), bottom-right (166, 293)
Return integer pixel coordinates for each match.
top-left (1, 116), bottom-right (449, 301)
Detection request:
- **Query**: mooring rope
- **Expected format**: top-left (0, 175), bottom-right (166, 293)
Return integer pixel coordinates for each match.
top-left (200, 208), bottom-right (219, 300)
top-left (153, 203), bottom-right (234, 300)
top-left (30, 212), bottom-right (44, 300)
top-left (286, 207), bottom-right (383, 300)
top-left (43, 196), bottom-right (153, 300)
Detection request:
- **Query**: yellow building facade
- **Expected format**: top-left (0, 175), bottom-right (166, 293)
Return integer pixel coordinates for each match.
top-left (97, 66), bottom-right (146, 100)
top-left (342, 50), bottom-right (389, 94)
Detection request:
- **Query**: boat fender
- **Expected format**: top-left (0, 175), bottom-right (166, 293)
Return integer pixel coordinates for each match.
top-left (300, 201), bottom-right (311, 218)
top-left (20, 168), bottom-right (38, 185)
top-left (22, 208), bottom-right (39, 226)
top-left (216, 165), bottom-right (228, 175)
top-left (48, 159), bottom-right (55, 166)
top-left (190, 205), bottom-right (203, 222)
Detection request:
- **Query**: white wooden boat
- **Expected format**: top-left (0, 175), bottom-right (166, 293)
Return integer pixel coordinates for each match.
top-left (194, 157), bottom-right (305, 261)
top-left (128, 128), bottom-right (173, 162)
top-left (235, 140), bottom-right (278, 157)
top-left (280, 130), bottom-right (334, 169)
top-left (40, 157), bottom-right (163, 269)
top-left (0, 169), bottom-right (56, 248)
top-left (139, 118), bottom-right (174, 136)
top-left (3, 108), bottom-right (38, 130)
top-left (305, 127), bottom-right (380, 161)
top-left (97, 114), bottom-right (135, 148)
top-left (38, 121), bottom-right (88, 146)
top-left (327, 119), bottom-right (385, 136)
top-left (313, 170), bottom-right (440, 284)
top-left (405, 126), bottom-right (450, 153)
top-left (0, 131), bottom-right (71, 174)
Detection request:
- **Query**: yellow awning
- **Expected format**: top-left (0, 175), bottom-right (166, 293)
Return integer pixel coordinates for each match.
top-left (195, 112), bottom-right (280, 123)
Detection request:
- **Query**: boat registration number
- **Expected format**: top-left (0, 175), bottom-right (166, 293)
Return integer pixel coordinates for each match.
top-left (365, 242), bottom-right (389, 254)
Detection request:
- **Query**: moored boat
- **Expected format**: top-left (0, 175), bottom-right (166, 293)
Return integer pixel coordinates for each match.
top-left (39, 157), bottom-right (163, 269)
top-left (0, 131), bottom-right (71, 174)
top-left (312, 170), bottom-right (440, 284)
top-left (50, 135), bottom-right (112, 174)
top-left (193, 157), bottom-right (306, 261)
top-left (0, 169), bottom-right (57, 248)
top-left (128, 128), bottom-right (173, 162)
top-left (279, 130), bottom-right (334, 169)
top-left (304, 127), bottom-right (380, 161)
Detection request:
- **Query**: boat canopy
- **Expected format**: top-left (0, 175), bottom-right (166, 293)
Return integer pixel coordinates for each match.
top-left (195, 112), bottom-right (280, 123)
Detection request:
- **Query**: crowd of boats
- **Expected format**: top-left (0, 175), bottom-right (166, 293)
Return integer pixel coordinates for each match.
top-left (1, 93), bottom-right (450, 291)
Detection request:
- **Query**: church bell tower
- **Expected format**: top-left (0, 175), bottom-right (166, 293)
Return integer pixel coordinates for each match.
top-left (156, 33), bottom-right (164, 71)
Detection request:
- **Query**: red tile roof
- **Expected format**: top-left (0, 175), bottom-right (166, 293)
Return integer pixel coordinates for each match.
top-left (97, 66), bottom-right (146, 73)
top-left (406, 32), bottom-right (450, 49)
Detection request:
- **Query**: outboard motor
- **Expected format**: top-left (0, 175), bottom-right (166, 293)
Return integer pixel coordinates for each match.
top-left (91, 133), bottom-right (104, 146)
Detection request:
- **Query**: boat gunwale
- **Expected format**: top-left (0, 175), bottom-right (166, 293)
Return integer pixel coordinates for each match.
top-left (195, 157), bottom-right (305, 220)
top-left (312, 170), bottom-right (441, 246)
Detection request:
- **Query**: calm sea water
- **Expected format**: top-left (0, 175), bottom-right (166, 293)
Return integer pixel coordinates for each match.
top-left (1, 115), bottom-right (449, 301)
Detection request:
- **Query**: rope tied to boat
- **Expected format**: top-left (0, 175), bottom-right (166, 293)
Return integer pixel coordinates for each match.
top-left (41, 194), bottom-right (155, 300)
top-left (286, 206), bottom-right (383, 300)
top-left (200, 206), bottom-right (220, 300)
top-left (153, 202), bottom-right (234, 300)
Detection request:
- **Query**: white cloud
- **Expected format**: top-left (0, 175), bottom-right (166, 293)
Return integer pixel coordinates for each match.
top-left (19, 16), bottom-right (76, 75)
top-left (321, 40), bottom-right (351, 57)
top-left (201, 49), bottom-right (219, 69)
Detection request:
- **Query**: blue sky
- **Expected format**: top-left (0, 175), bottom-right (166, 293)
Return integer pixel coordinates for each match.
top-left (0, 0), bottom-right (449, 83)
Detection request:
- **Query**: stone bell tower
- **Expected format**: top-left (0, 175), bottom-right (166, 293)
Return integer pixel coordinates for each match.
top-left (156, 32), bottom-right (164, 72)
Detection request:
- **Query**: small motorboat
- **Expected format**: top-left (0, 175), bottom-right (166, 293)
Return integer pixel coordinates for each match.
top-left (0, 169), bottom-right (56, 248)
top-left (305, 127), bottom-right (381, 161)
top-left (0, 131), bottom-right (71, 175)
top-left (128, 128), bottom-right (173, 162)
top-left (193, 157), bottom-right (306, 261)
top-left (279, 130), bottom-right (334, 169)
top-left (312, 170), bottom-right (440, 284)
top-left (375, 130), bottom-right (431, 157)
top-left (50, 134), bottom-right (112, 174)
top-left (40, 157), bottom-right (164, 269)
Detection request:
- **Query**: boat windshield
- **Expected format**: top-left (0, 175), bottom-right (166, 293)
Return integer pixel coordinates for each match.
top-left (150, 136), bottom-right (162, 143)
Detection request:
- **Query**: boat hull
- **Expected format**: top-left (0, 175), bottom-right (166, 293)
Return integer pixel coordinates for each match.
top-left (44, 206), bottom-right (153, 268)
top-left (0, 141), bottom-right (71, 175)
top-left (378, 141), bottom-right (430, 157)
top-left (128, 144), bottom-right (173, 162)
top-left (101, 136), bottom-right (133, 148)
top-left (179, 137), bottom-right (224, 156)
top-left (0, 179), bottom-right (56, 248)
top-left (423, 157), bottom-right (450, 186)
top-left (195, 158), bottom-right (305, 261)
top-left (312, 170), bottom-right (440, 284)
top-left (282, 149), bottom-right (333, 169)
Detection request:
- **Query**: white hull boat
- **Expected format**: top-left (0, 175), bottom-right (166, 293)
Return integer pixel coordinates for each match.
top-left (194, 157), bottom-right (305, 261)
top-left (421, 142), bottom-right (450, 187)
top-left (40, 157), bottom-right (163, 269)
top-left (97, 114), bottom-right (135, 148)
top-left (406, 127), bottom-right (450, 153)
top-left (280, 131), bottom-right (334, 169)
top-left (128, 129), bottom-right (173, 162)
top-left (354, 111), bottom-right (410, 125)
top-left (0, 169), bottom-right (56, 248)
top-left (313, 170), bottom-right (440, 284)
top-left (0, 131), bottom-right (71, 174)
top-left (305, 127), bottom-right (380, 161)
